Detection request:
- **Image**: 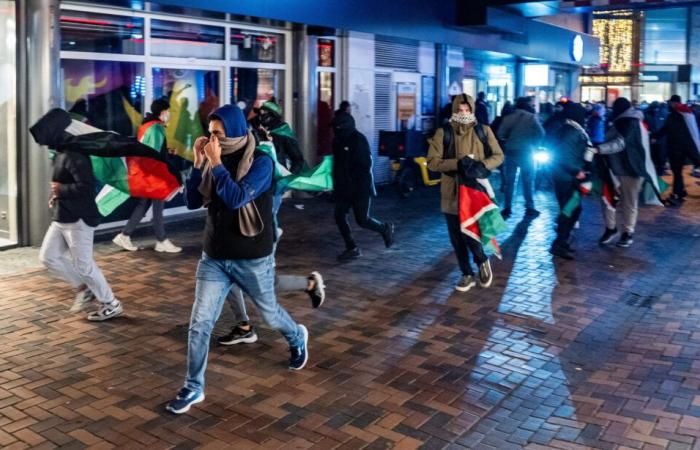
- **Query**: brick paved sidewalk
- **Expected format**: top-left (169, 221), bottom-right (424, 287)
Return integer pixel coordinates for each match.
top-left (1, 177), bottom-right (700, 450)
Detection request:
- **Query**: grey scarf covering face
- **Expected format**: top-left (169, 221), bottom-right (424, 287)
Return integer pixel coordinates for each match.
top-left (198, 131), bottom-right (264, 237)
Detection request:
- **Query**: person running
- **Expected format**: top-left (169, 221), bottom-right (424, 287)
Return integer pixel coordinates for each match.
top-left (549, 102), bottom-right (595, 260)
top-left (596, 97), bottom-right (651, 248)
top-left (654, 95), bottom-right (700, 205)
top-left (427, 94), bottom-right (504, 292)
top-left (39, 151), bottom-right (124, 321)
top-left (166, 104), bottom-right (309, 415)
top-left (256, 101), bottom-right (305, 175)
top-left (112, 98), bottom-right (182, 253)
top-left (332, 110), bottom-right (395, 262)
top-left (497, 96), bottom-right (544, 218)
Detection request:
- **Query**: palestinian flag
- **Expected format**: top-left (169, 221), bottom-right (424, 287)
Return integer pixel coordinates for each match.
top-left (30, 108), bottom-right (182, 216)
top-left (459, 178), bottom-right (507, 258)
top-left (269, 122), bottom-right (298, 141)
top-left (256, 142), bottom-right (334, 194)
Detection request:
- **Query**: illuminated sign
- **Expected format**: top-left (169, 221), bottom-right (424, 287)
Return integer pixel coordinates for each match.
top-left (571, 35), bottom-right (584, 62)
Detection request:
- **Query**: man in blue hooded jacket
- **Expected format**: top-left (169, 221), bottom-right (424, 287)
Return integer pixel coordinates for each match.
top-left (166, 105), bottom-right (309, 415)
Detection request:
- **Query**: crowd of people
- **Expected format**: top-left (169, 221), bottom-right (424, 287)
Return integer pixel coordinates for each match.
top-left (36, 84), bottom-right (700, 414)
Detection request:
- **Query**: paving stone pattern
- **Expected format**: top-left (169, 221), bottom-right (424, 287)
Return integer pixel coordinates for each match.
top-left (1, 177), bottom-right (700, 449)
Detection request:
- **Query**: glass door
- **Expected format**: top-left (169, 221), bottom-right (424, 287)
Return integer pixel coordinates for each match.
top-left (0, 2), bottom-right (17, 247)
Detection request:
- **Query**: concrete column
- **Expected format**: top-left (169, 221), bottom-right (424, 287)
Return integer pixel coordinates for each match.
top-left (18, 0), bottom-right (60, 246)
top-left (292, 26), bottom-right (317, 165)
top-left (689, 7), bottom-right (700, 99)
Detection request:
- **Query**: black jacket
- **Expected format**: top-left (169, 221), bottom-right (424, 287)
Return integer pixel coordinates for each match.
top-left (656, 109), bottom-right (698, 155)
top-left (51, 152), bottom-right (101, 227)
top-left (201, 150), bottom-right (275, 260)
top-left (271, 133), bottom-right (304, 175)
top-left (551, 121), bottom-right (590, 179)
top-left (332, 128), bottom-right (375, 199)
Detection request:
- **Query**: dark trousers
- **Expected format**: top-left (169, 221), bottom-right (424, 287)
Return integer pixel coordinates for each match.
top-left (552, 177), bottom-right (581, 247)
top-left (334, 195), bottom-right (386, 250)
top-left (445, 213), bottom-right (487, 276)
top-left (669, 148), bottom-right (700, 196)
top-left (503, 154), bottom-right (535, 210)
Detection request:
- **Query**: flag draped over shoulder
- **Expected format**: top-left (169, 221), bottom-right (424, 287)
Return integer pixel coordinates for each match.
top-left (256, 141), bottom-right (334, 195)
top-left (30, 108), bottom-right (182, 216)
top-left (458, 178), bottom-right (507, 258)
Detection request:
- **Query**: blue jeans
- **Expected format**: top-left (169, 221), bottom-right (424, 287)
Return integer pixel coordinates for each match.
top-left (184, 252), bottom-right (304, 392)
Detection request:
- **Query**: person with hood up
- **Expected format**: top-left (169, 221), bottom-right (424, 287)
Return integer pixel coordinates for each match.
top-left (548, 102), bottom-right (597, 260)
top-left (255, 101), bottom-right (305, 175)
top-left (594, 97), bottom-right (660, 248)
top-left (332, 110), bottom-right (395, 261)
top-left (112, 98), bottom-right (182, 253)
top-left (427, 94), bottom-right (504, 292)
top-left (166, 104), bottom-right (309, 415)
top-left (654, 95), bottom-right (700, 204)
top-left (497, 96), bottom-right (544, 218)
top-left (475, 92), bottom-right (490, 125)
top-left (586, 103), bottom-right (606, 146)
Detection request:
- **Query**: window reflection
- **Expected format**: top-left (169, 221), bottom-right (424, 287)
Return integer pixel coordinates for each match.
top-left (60, 11), bottom-right (144, 54)
top-left (230, 30), bottom-right (284, 63)
top-left (231, 68), bottom-right (284, 118)
top-left (61, 59), bottom-right (145, 136)
top-left (150, 20), bottom-right (224, 59)
top-left (152, 68), bottom-right (220, 159)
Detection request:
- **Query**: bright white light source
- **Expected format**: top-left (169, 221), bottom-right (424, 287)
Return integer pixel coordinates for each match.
top-left (533, 151), bottom-right (550, 163)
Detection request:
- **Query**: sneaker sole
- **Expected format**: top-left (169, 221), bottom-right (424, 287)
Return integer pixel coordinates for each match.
top-left (113, 239), bottom-right (138, 252)
top-left (218, 335), bottom-right (259, 346)
top-left (617, 242), bottom-right (633, 248)
top-left (166, 394), bottom-right (205, 414)
top-left (87, 308), bottom-right (124, 322)
top-left (599, 237), bottom-right (617, 245)
top-left (69, 302), bottom-right (93, 313)
top-left (289, 325), bottom-right (309, 371)
top-left (455, 281), bottom-right (476, 292)
top-left (155, 248), bottom-right (182, 253)
top-left (310, 272), bottom-right (325, 308)
top-left (478, 277), bottom-right (493, 288)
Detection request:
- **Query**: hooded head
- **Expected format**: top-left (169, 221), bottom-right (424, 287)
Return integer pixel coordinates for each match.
top-left (515, 96), bottom-right (535, 114)
top-left (501, 101), bottom-right (515, 117)
top-left (669, 94), bottom-right (682, 108)
top-left (611, 97), bottom-right (632, 120)
top-left (332, 111), bottom-right (356, 140)
top-left (208, 104), bottom-right (248, 139)
top-left (144, 97), bottom-right (170, 124)
top-left (561, 101), bottom-right (586, 126)
top-left (592, 102), bottom-right (606, 118)
top-left (257, 100), bottom-right (284, 129)
top-left (450, 94), bottom-right (478, 127)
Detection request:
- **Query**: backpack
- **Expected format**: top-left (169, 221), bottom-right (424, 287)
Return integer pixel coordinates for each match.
top-left (441, 122), bottom-right (493, 160)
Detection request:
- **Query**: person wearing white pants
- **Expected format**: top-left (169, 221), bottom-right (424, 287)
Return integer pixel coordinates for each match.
top-left (39, 151), bottom-right (123, 321)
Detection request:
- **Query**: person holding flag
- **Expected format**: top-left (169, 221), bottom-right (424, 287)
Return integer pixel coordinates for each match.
top-left (427, 94), bottom-right (504, 293)
top-left (112, 98), bottom-right (182, 253)
top-left (38, 149), bottom-right (124, 321)
top-left (547, 102), bottom-right (599, 260)
top-left (255, 101), bottom-right (305, 175)
top-left (654, 95), bottom-right (700, 205)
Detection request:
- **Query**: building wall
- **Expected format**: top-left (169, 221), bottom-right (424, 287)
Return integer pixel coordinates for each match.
top-left (690, 7), bottom-right (700, 98)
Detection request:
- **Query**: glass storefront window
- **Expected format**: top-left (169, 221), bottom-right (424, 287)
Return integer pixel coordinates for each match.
top-left (230, 30), bottom-right (285, 63)
top-left (60, 11), bottom-right (144, 54)
top-left (61, 60), bottom-right (144, 136)
top-left (317, 72), bottom-right (334, 157)
top-left (639, 82), bottom-right (672, 103)
top-left (151, 20), bottom-right (224, 59)
top-left (149, 4), bottom-right (225, 19)
top-left (0, 1), bottom-right (17, 246)
top-left (317, 39), bottom-right (335, 67)
top-left (153, 67), bottom-right (220, 159)
top-left (231, 67), bottom-right (284, 118)
top-left (643, 8), bottom-right (688, 65)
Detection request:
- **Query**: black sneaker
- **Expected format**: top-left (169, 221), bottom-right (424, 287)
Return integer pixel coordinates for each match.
top-left (218, 323), bottom-right (258, 345)
top-left (382, 223), bottom-right (395, 248)
top-left (477, 259), bottom-right (493, 288)
top-left (338, 247), bottom-right (361, 262)
top-left (306, 271), bottom-right (326, 308)
top-left (525, 208), bottom-right (541, 217)
top-left (598, 227), bottom-right (618, 245)
top-left (455, 275), bottom-right (476, 292)
top-left (617, 232), bottom-right (634, 248)
top-left (549, 243), bottom-right (574, 260)
top-left (289, 325), bottom-right (309, 371)
top-left (500, 208), bottom-right (511, 219)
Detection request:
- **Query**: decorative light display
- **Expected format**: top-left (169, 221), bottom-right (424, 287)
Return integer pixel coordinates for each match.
top-left (591, 10), bottom-right (635, 73)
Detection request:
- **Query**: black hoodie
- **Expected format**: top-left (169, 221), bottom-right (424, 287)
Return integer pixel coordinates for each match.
top-left (331, 112), bottom-right (375, 199)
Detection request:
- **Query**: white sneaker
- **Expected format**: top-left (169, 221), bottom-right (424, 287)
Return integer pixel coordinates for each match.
top-left (113, 233), bottom-right (138, 251)
top-left (155, 239), bottom-right (182, 253)
top-left (87, 300), bottom-right (124, 322)
top-left (70, 289), bottom-right (95, 313)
